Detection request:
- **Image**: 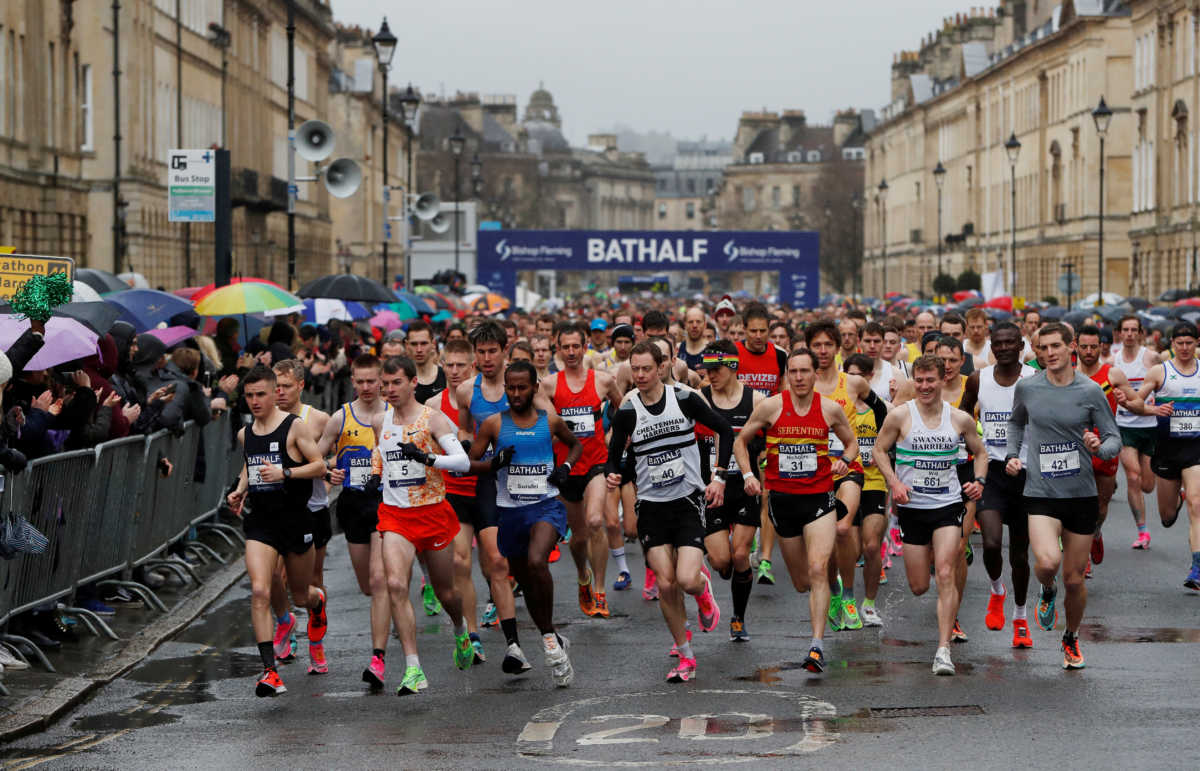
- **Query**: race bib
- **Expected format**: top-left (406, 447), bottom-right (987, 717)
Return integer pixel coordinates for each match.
top-left (709, 444), bottom-right (739, 475)
top-left (506, 464), bottom-right (549, 499)
top-left (827, 432), bottom-right (845, 458)
top-left (248, 463), bottom-right (269, 489)
top-left (982, 411), bottom-right (1009, 447)
top-left (1169, 397), bottom-right (1200, 437)
top-left (647, 449), bottom-right (685, 489)
top-left (247, 452), bottom-right (282, 491)
top-left (563, 410), bottom-right (596, 438)
top-left (911, 459), bottom-right (954, 494)
top-left (778, 443), bottom-right (817, 478)
top-left (1038, 442), bottom-right (1080, 477)
top-left (385, 452), bottom-right (426, 488)
top-left (858, 436), bottom-right (875, 466)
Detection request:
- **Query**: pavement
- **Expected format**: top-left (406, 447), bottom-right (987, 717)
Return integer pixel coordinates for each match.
top-left (0, 488), bottom-right (1197, 769)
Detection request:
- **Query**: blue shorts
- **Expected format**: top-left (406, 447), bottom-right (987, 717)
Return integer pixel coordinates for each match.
top-left (497, 498), bottom-right (568, 558)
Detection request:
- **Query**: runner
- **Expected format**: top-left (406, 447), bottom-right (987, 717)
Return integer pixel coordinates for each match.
top-left (1019, 309), bottom-right (1042, 363)
top-left (227, 365), bottom-right (330, 697)
top-left (467, 360), bottom-right (582, 686)
top-left (1131, 322), bottom-right (1200, 590)
top-left (936, 335), bottom-right (978, 643)
top-left (1112, 316), bottom-right (1162, 549)
top-left (872, 355), bottom-right (986, 675)
top-left (406, 321), bottom-right (446, 404)
top-left (964, 308), bottom-right (996, 370)
top-left (881, 321), bottom-right (911, 382)
top-left (835, 318), bottom-right (860, 368)
top-left (679, 306), bottom-right (709, 371)
top-left (540, 321), bottom-right (625, 618)
top-left (368, 356), bottom-right (474, 694)
top-left (739, 347), bottom-right (858, 673)
top-left (605, 324), bottom-right (636, 371)
top-left (858, 321), bottom-right (896, 400)
top-left (714, 296), bottom-right (736, 338)
top-left (1006, 322), bottom-right (1121, 670)
top-left (531, 335), bottom-right (556, 381)
top-left (605, 342), bottom-right (732, 682)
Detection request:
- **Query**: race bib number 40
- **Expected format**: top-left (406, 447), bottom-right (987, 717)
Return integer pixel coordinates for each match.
top-left (1038, 442), bottom-right (1080, 477)
top-left (647, 450), bottom-right (685, 489)
top-left (778, 443), bottom-right (817, 478)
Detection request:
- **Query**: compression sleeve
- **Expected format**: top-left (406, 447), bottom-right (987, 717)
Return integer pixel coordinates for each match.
top-left (863, 389), bottom-right (888, 428)
top-left (606, 403), bottom-right (636, 476)
top-left (679, 388), bottom-right (734, 472)
top-left (431, 433), bottom-right (471, 473)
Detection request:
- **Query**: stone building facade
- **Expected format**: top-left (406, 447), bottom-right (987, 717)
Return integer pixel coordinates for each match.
top-left (652, 143), bottom-right (730, 231)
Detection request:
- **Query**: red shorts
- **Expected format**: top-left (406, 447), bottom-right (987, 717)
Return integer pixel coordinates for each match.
top-left (376, 499), bottom-right (460, 552)
top-left (1092, 455), bottom-right (1119, 477)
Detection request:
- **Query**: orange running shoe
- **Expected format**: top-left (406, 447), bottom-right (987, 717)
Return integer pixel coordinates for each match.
top-left (1012, 618), bottom-right (1033, 649)
top-left (1061, 635), bottom-right (1085, 669)
top-left (549, 544), bottom-right (561, 563)
top-left (593, 591), bottom-right (610, 618)
top-left (577, 578), bottom-right (596, 616)
top-left (984, 591), bottom-right (1006, 630)
top-left (255, 667), bottom-right (286, 697)
top-left (307, 588), bottom-right (327, 644)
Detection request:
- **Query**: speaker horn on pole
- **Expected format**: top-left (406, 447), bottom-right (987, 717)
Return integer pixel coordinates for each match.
top-left (296, 120), bottom-right (334, 162)
top-left (324, 158), bottom-right (362, 198)
top-left (413, 193), bottom-right (441, 221)
top-left (427, 212), bottom-right (451, 234)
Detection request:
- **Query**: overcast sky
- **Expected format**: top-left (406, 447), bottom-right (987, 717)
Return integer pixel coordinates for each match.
top-left (332, 0), bottom-right (974, 143)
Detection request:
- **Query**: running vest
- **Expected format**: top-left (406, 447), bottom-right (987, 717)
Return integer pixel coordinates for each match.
top-left (852, 406), bottom-right (886, 492)
top-left (869, 360), bottom-right (894, 402)
top-left (414, 366), bottom-right (447, 405)
top-left (469, 374), bottom-right (508, 459)
top-left (438, 388), bottom-right (477, 496)
top-left (496, 410), bottom-right (558, 507)
top-left (245, 413), bottom-right (309, 516)
top-left (298, 405), bottom-right (329, 511)
top-left (977, 364), bottom-right (1035, 463)
top-left (696, 384), bottom-right (755, 490)
top-left (378, 405), bottom-right (446, 508)
top-left (1155, 359), bottom-right (1200, 441)
top-left (1087, 363), bottom-right (1120, 416)
top-left (966, 339), bottom-right (992, 366)
top-left (765, 391), bottom-right (832, 495)
top-left (552, 369), bottom-right (607, 473)
top-left (736, 342), bottom-right (786, 395)
top-left (628, 386), bottom-right (705, 502)
top-left (1114, 347), bottom-right (1157, 427)
top-left (335, 402), bottom-right (377, 490)
top-left (821, 372), bottom-right (864, 476)
top-left (945, 373), bottom-right (969, 465)
top-left (895, 401), bottom-right (961, 509)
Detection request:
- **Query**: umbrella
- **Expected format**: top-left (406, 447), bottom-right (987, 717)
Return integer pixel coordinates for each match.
top-left (0, 301), bottom-right (121, 336)
top-left (104, 288), bottom-right (195, 332)
top-left (1175, 297), bottom-right (1200, 308)
top-left (982, 296), bottom-right (1014, 312)
top-left (190, 277), bottom-right (287, 305)
top-left (173, 286), bottom-right (204, 300)
top-left (1040, 306), bottom-right (1067, 320)
top-left (72, 281), bottom-right (103, 303)
top-left (298, 274), bottom-right (398, 304)
top-left (194, 282), bottom-right (303, 316)
top-left (201, 314), bottom-right (270, 348)
top-left (983, 308), bottom-right (1013, 322)
top-left (952, 290), bottom-right (980, 302)
top-left (0, 315), bottom-right (98, 370)
top-left (463, 292), bottom-right (511, 314)
top-left (375, 300), bottom-right (420, 320)
top-left (76, 268), bottom-right (129, 294)
top-left (410, 290), bottom-right (454, 312)
top-left (145, 325), bottom-right (199, 348)
top-left (463, 284), bottom-right (491, 295)
top-left (1095, 305), bottom-right (1126, 323)
top-left (395, 290), bottom-right (436, 314)
top-left (369, 309), bottom-right (403, 331)
top-left (1074, 292), bottom-right (1125, 309)
top-left (118, 271), bottom-right (150, 289)
top-left (1063, 310), bottom-right (1093, 327)
top-left (432, 310), bottom-right (454, 323)
top-left (269, 297), bottom-right (370, 324)
top-left (1144, 306), bottom-right (1170, 317)
top-left (1125, 297), bottom-right (1151, 310)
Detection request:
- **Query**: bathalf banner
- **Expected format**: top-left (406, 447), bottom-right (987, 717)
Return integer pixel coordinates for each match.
top-left (475, 229), bottom-right (820, 308)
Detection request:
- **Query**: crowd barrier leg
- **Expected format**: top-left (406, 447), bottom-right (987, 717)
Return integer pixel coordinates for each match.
top-left (139, 558), bottom-right (197, 587)
top-left (197, 521), bottom-right (244, 547)
top-left (185, 541), bottom-right (227, 565)
top-left (95, 579), bottom-right (168, 613)
top-left (0, 633), bottom-right (56, 673)
top-left (57, 602), bottom-right (119, 641)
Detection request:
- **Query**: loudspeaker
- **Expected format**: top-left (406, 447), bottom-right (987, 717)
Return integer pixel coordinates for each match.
top-left (296, 120), bottom-right (334, 162)
top-left (427, 212), bottom-right (451, 234)
top-left (324, 158), bottom-right (362, 198)
top-left (413, 193), bottom-right (441, 221)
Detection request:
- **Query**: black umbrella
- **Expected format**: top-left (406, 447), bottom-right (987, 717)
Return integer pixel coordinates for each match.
top-left (1125, 297), bottom-right (1150, 310)
top-left (75, 268), bottom-right (129, 294)
top-left (298, 274), bottom-right (398, 304)
top-left (1144, 306), bottom-right (1169, 317)
top-left (984, 308), bottom-right (1013, 322)
top-left (1063, 310), bottom-right (1092, 327)
top-left (1040, 305), bottom-right (1067, 320)
top-left (1095, 305), bottom-right (1126, 323)
top-left (1167, 305), bottom-right (1197, 319)
top-left (0, 300), bottom-right (121, 335)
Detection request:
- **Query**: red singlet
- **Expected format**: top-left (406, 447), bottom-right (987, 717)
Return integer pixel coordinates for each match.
top-left (765, 391), bottom-right (833, 495)
top-left (439, 389), bottom-right (477, 496)
top-left (552, 369), bottom-right (608, 473)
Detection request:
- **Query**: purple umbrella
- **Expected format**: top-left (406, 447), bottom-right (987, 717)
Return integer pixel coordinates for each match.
top-left (369, 309), bottom-right (403, 332)
top-left (145, 325), bottom-right (199, 348)
top-left (0, 315), bottom-right (99, 370)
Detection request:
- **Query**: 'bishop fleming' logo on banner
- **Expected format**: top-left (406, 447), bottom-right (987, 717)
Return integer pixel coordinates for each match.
top-left (496, 239), bottom-right (511, 261)
top-left (724, 240), bottom-right (739, 262)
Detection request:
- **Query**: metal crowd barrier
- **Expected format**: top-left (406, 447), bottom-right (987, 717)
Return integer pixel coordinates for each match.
top-left (0, 411), bottom-right (240, 676)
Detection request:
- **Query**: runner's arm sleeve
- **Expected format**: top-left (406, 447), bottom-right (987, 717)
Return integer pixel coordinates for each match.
top-left (1091, 389), bottom-right (1122, 461)
top-left (1005, 381), bottom-right (1028, 461)
top-left (679, 389), bottom-right (733, 471)
top-left (606, 404), bottom-right (636, 476)
top-left (431, 433), bottom-right (471, 473)
top-left (864, 389), bottom-right (888, 427)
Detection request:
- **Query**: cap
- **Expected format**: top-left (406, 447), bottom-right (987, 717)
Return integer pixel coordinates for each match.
top-left (610, 323), bottom-right (635, 342)
top-left (590, 318), bottom-right (608, 332)
top-left (715, 295), bottom-right (736, 318)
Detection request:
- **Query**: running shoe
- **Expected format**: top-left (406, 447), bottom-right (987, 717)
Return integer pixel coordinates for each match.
top-left (964, 542), bottom-right (974, 566)
top-left (984, 591), bottom-right (1006, 630)
top-left (1091, 532), bottom-right (1104, 565)
top-left (879, 566), bottom-right (888, 585)
top-left (273, 612), bottom-right (297, 661)
top-left (307, 588), bottom-right (328, 644)
top-left (453, 632), bottom-right (474, 671)
top-left (1085, 560), bottom-right (1093, 580)
top-left (306, 644), bottom-right (328, 675)
top-left (888, 527), bottom-right (903, 555)
top-left (593, 591), bottom-right (611, 618)
top-left (256, 668), bottom-right (287, 697)
top-left (861, 604), bottom-right (883, 627)
top-left (842, 599), bottom-right (864, 630)
top-left (482, 602), bottom-right (498, 627)
top-left (1012, 619), bottom-right (1033, 649)
top-left (729, 617), bottom-right (750, 642)
top-left (502, 642), bottom-right (533, 674)
top-left (578, 576), bottom-right (597, 616)
top-left (1184, 564), bottom-right (1200, 591)
top-left (1036, 587), bottom-right (1058, 632)
top-left (855, 555), bottom-right (865, 567)
top-left (0, 646), bottom-right (29, 671)
top-left (471, 638), bottom-right (486, 665)
top-left (397, 665), bottom-right (428, 695)
top-left (422, 581), bottom-right (442, 616)
top-left (666, 656), bottom-right (697, 683)
top-left (643, 568), bottom-right (659, 601)
top-left (1132, 531), bottom-right (1151, 550)
top-left (668, 628), bottom-right (694, 657)
top-left (756, 559), bottom-right (775, 585)
top-left (613, 570), bottom-right (632, 591)
top-left (548, 543), bottom-right (561, 563)
top-left (362, 654), bottom-right (386, 689)
top-left (951, 619), bottom-right (969, 643)
top-left (800, 646), bottom-right (826, 673)
top-left (696, 577), bottom-right (721, 632)
top-left (932, 646), bottom-right (955, 676)
top-left (544, 635), bottom-right (574, 687)
top-left (1061, 635), bottom-right (1085, 670)
top-left (827, 593), bottom-right (845, 632)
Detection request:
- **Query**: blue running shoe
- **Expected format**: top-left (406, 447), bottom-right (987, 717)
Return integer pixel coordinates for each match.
top-left (1184, 564), bottom-right (1200, 591)
top-left (1036, 585), bottom-right (1058, 631)
top-left (613, 570), bottom-right (632, 591)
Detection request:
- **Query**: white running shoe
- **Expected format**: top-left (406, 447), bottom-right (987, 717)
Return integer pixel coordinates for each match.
top-left (501, 643), bottom-right (533, 674)
top-left (932, 646), bottom-right (955, 676)
top-left (544, 635), bottom-right (574, 687)
top-left (0, 645), bottom-right (29, 670)
top-left (861, 605), bottom-right (883, 627)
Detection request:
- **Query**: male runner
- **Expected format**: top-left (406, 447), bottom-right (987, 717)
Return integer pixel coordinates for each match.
top-left (909, 312), bottom-right (937, 362)
top-left (964, 308), bottom-right (995, 370)
top-left (740, 348), bottom-right (858, 672)
top-left (531, 335), bottom-right (555, 381)
top-left (406, 320), bottom-right (446, 404)
top-left (679, 306), bottom-right (709, 371)
top-left (367, 356), bottom-right (474, 694)
top-left (859, 321), bottom-right (896, 400)
top-left (585, 319), bottom-right (611, 368)
top-left (1132, 322), bottom-right (1200, 590)
top-left (882, 321), bottom-right (911, 382)
top-left (873, 355), bottom-right (986, 675)
top-left (1112, 316), bottom-right (1162, 548)
top-left (606, 342), bottom-right (731, 683)
top-left (467, 360), bottom-right (582, 686)
top-left (1019, 309), bottom-right (1042, 363)
top-left (1006, 322), bottom-right (1120, 670)
top-left (606, 324), bottom-right (636, 371)
top-left (540, 321), bottom-right (625, 617)
top-left (227, 365), bottom-right (329, 697)
top-left (835, 318), bottom-right (860, 368)
top-left (714, 296), bottom-right (736, 338)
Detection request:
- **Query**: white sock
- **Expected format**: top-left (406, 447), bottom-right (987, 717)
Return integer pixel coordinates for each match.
top-left (810, 636), bottom-right (822, 651)
top-left (611, 548), bottom-right (630, 574)
top-left (454, 620), bottom-right (467, 637)
top-left (405, 654), bottom-right (420, 669)
top-left (420, 563), bottom-right (431, 581)
top-left (990, 578), bottom-right (1005, 595)
top-left (1014, 604), bottom-right (1027, 620)
top-left (677, 642), bottom-right (694, 660)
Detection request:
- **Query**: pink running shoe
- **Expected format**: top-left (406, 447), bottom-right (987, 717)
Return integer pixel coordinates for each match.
top-left (307, 644), bottom-right (328, 675)
top-left (273, 612), bottom-right (296, 660)
top-left (361, 653), bottom-right (385, 689)
top-left (696, 577), bottom-right (721, 632)
top-left (1131, 532), bottom-right (1151, 550)
top-left (643, 567), bottom-right (659, 600)
top-left (667, 656), bottom-right (697, 683)
top-left (888, 527), bottom-right (904, 556)
top-left (668, 628), bottom-right (693, 657)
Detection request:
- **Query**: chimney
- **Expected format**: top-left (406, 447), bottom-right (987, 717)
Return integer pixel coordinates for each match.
top-left (588, 133), bottom-right (618, 151)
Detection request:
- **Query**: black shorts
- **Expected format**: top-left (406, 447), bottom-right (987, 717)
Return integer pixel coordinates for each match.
top-left (558, 465), bottom-right (606, 503)
top-left (767, 490), bottom-right (836, 538)
top-left (474, 473), bottom-right (500, 531)
top-left (979, 460), bottom-right (1027, 526)
top-left (448, 492), bottom-right (487, 532)
top-left (834, 472), bottom-right (864, 492)
top-left (856, 490), bottom-right (888, 526)
top-left (1152, 438), bottom-right (1200, 481)
top-left (897, 503), bottom-right (965, 546)
top-left (310, 506), bottom-right (332, 549)
top-left (636, 490), bottom-right (707, 552)
top-left (335, 488), bottom-right (381, 545)
top-left (1024, 495), bottom-right (1099, 536)
top-left (704, 493), bottom-right (761, 536)
top-left (244, 510), bottom-right (315, 556)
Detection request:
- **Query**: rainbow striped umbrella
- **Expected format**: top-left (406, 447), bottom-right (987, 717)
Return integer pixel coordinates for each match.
top-left (194, 282), bottom-right (303, 316)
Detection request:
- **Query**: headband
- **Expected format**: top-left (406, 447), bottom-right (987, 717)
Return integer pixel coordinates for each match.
top-left (702, 352), bottom-right (739, 371)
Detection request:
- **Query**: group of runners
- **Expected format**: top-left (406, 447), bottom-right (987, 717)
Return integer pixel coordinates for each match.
top-left (227, 301), bottom-right (1200, 696)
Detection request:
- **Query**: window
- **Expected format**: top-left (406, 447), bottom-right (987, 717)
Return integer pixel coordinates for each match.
top-left (81, 64), bottom-right (93, 151)
top-left (792, 185), bottom-right (802, 206)
top-left (807, 150), bottom-right (821, 163)
top-left (658, 203), bottom-right (667, 219)
top-left (741, 186), bottom-right (756, 211)
top-left (787, 151), bottom-right (802, 163)
top-left (748, 152), bottom-right (764, 164)
top-left (294, 46), bottom-right (309, 101)
top-left (685, 202), bottom-right (695, 219)
top-left (771, 186), bottom-right (781, 208)
top-left (686, 178), bottom-right (695, 194)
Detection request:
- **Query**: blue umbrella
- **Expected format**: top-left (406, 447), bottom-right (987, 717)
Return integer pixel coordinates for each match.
top-left (395, 290), bottom-right (436, 314)
top-left (104, 289), bottom-right (194, 332)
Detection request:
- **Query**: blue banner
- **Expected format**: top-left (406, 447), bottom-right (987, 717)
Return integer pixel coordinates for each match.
top-left (475, 229), bottom-right (819, 308)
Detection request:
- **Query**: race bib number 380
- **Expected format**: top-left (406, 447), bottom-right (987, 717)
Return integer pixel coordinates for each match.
top-left (1038, 442), bottom-right (1080, 477)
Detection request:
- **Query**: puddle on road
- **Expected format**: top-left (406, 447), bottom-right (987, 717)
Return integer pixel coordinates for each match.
top-left (738, 659), bottom-right (976, 685)
top-left (125, 650), bottom-right (263, 683)
top-left (1078, 623), bottom-right (1200, 643)
top-left (71, 710), bottom-right (180, 731)
top-left (173, 599), bottom-right (254, 647)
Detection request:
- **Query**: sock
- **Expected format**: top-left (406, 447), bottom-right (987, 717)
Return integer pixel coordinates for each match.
top-left (1137, 522), bottom-right (1148, 534)
top-left (372, 648), bottom-right (385, 659)
top-left (469, 632), bottom-right (481, 643)
top-left (1062, 630), bottom-right (1077, 643)
top-left (257, 641), bottom-right (275, 670)
top-left (863, 598), bottom-right (875, 610)
top-left (810, 636), bottom-right (823, 652)
top-left (405, 654), bottom-right (420, 669)
top-left (276, 611), bottom-right (292, 625)
top-left (1014, 604), bottom-right (1027, 620)
top-left (542, 632), bottom-right (559, 650)
top-left (731, 569), bottom-right (753, 620)
top-left (454, 619), bottom-right (467, 637)
top-left (611, 548), bottom-right (630, 574)
top-left (990, 578), bottom-right (1005, 595)
top-left (830, 582), bottom-right (842, 601)
top-left (500, 617), bottom-right (519, 647)
top-left (677, 641), bottom-right (694, 660)
top-left (420, 563), bottom-right (431, 581)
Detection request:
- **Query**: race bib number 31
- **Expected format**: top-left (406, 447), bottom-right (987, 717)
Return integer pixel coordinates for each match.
top-left (1038, 442), bottom-right (1080, 477)
top-left (778, 444), bottom-right (817, 478)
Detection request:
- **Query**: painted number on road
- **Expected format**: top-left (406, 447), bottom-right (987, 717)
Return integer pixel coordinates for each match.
top-left (576, 714), bottom-right (668, 745)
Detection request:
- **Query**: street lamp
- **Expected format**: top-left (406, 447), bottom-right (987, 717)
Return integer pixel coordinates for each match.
top-left (372, 17), bottom-right (398, 287)
top-left (399, 83), bottom-right (420, 290)
top-left (933, 161), bottom-right (946, 297)
top-left (1092, 96), bottom-right (1113, 306)
top-left (449, 129), bottom-right (466, 273)
top-left (1005, 132), bottom-right (1021, 298)
top-left (878, 178), bottom-right (889, 298)
top-left (850, 193), bottom-right (863, 297)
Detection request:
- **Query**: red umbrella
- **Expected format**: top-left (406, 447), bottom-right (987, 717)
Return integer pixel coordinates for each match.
top-left (884, 291), bottom-right (905, 300)
top-left (982, 296), bottom-right (1014, 311)
top-left (190, 277), bottom-right (286, 305)
top-left (174, 286), bottom-right (204, 300)
top-left (1174, 297), bottom-right (1200, 307)
top-left (953, 290), bottom-right (979, 302)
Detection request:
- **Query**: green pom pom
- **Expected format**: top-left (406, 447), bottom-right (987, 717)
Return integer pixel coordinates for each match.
top-left (10, 272), bottom-right (74, 322)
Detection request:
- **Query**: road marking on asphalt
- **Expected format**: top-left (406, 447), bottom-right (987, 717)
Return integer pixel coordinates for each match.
top-left (677, 713), bottom-right (773, 741)
top-left (576, 715), bottom-right (669, 745)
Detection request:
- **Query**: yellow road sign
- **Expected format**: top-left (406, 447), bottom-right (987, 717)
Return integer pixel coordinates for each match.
top-left (0, 254), bottom-right (75, 300)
